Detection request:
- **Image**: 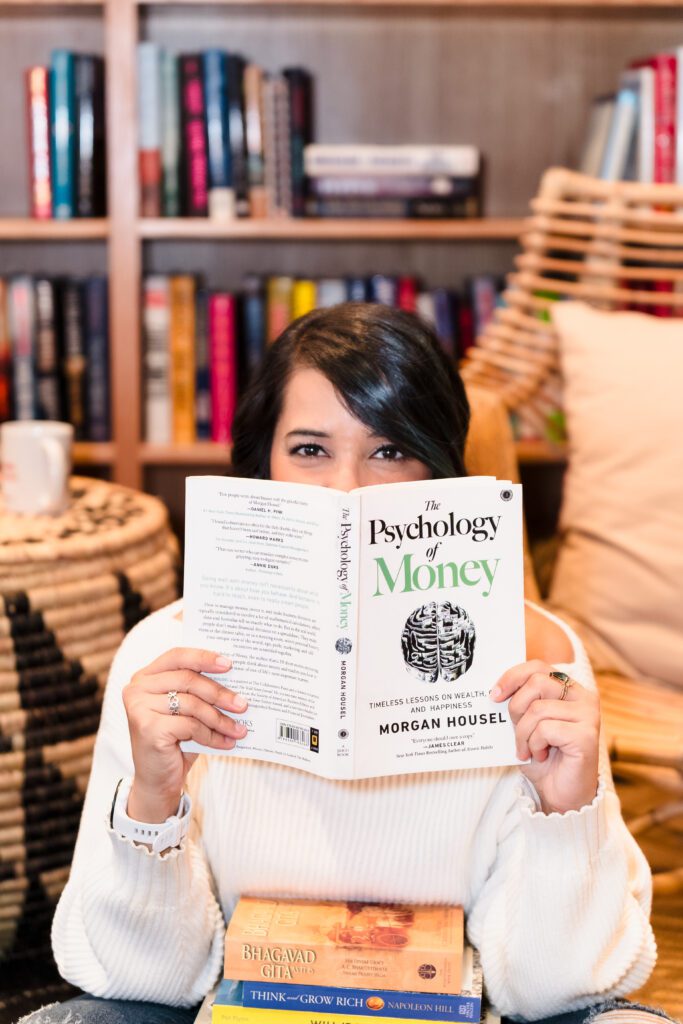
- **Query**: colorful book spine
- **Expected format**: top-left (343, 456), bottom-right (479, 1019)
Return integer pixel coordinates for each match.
top-left (272, 75), bottom-right (293, 217)
top-left (195, 288), bottom-right (211, 440)
top-left (266, 276), bottom-right (293, 343)
top-left (7, 278), bottom-right (37, 420)
top-left (143, 275), bottom-right (172, 444)
top-left (161, 50), bottom-right (181, 217)
top-left (138, 42), bottom-right (163, 217)
top-left (50, 50), bottom-right (77, 219)
top-left (304, 145), bottom-right (480, 179)
top-left (74, 54), bottom-right (106, 217)
top-left (179, 55), bottom-right (209, 217)
top-left (34, 277), bottom-right (63, 422)
top-left (346, 278), bottom-right (368, 302)
top-left (169, 275), bottom-right (196, 443)
top-left (369, 274), bottom-right (398, 306)
top-left (240, 275), bottom-right (266, 386)
top-left (62, 278), bottom-right (87, 439)
top-left (244, 63), bottom-right (267, 218)
top-left (26, 67), bottom-right (52, 220)
top-left (632, 53), bottom-right (677, 184)
top-left (209, 292), bottom-right (237, 444)
top-left (397, 277), bottom-right (417, 313)
top-left (0, 280), bottom-right (11, 421)
top-left (203, 50), bottom-right (234, 219)
top-left (432, 288), bottom-right (457, 359)
top-left (283, 68), bottom-right (313, 218)
top-left (83, 276), bottom-right (110, 440)
top-left (291, 280), bottom-right (316, 320)
top-left (226, 54), bottom-right (250, 216)
top-left (309, 175), bottom-right (478, 200)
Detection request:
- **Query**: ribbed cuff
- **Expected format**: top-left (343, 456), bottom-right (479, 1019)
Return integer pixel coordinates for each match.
top-left (518, 777), bottom-right (608, 865)
top-left (106, 816), bottom-right (192, 909)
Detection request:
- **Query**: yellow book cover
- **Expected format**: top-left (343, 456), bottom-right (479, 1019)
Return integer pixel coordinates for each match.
top-left (291, 279), bottom-right (317, 320)
top-left (170, 274), bottom-right (196, 443)
top-left (224, 899), bottom-right (463, 995)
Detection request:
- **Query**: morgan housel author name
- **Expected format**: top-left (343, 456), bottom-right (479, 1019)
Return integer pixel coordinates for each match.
top-left (378, 712), bottom-right (507, 735)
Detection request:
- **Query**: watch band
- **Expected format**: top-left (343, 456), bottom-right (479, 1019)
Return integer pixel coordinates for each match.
top-left (110, 777), bottom-right (191, 854)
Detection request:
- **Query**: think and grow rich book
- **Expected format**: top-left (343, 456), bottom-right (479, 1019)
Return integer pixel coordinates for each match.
top-left (182, 474), bottom-right (525, 779)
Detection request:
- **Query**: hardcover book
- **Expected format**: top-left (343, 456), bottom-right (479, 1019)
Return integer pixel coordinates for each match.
top-left (224, 899), bottom-right (463, 995)
top-left (138, 43), bottom-right (163, 217)
top-left (181, 474), bottom-right (525, 779)
top-left (26, 67), bottom-right (52, 220)
top-left (50, 50), bottom-right (77, 219)
top-left (180, 54), bottom-right (210, 217)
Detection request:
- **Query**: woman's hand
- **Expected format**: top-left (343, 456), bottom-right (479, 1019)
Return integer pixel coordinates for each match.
top-left (122, 647), bottom-right (248, 823)
top-left (490, 659), bottom-right (600, 815)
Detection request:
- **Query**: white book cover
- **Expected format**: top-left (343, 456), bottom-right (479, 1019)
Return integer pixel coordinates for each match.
top-left (182, 475), bottom-right (525, 780)
top-left (316, 279), bottom-right (348, 307)
top-left (629, 66), bottom-right (655, 183)
top-left (304, 145), bottom-right (480, 179)
top-left (599, 83), bottom-right (638, 180)
top-left (579, 95), bottom-right (615, 178)
top-left (143, 275), bottom-right (171, 444)
top-left (137, 42), bottom-right (162, 151)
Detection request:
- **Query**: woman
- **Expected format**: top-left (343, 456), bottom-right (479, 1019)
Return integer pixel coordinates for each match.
top-left (37, 304), bottom-right (657, 1024)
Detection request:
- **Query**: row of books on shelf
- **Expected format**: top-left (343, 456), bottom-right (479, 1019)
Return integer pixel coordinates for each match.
top-left (137, 44), bottom-right (481, 220)
top-left (142, 272), bottom-right (503, 445)
top-left (0, 276), bottom-right (109, 440)
top-left (580, 46), bottom-right (683, 183)
top-left (26, 51), bottom-right (106, 220)
top-left (195, 897), bottom-right (496, 1024)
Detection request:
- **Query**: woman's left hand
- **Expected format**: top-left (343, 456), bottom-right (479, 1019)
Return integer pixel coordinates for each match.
top-left (490, 659), bottom-right (600, 815)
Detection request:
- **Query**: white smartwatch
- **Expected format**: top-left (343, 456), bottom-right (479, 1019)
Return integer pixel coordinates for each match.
top-left (110, 777), bottom-right (191, 854)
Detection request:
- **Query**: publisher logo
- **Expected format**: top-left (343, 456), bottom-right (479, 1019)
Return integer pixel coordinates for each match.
top-left (335, 637), bottom-right (352, 654)
top-left (310, 727), bottom-right (320, 753)
top-left (418, 964), bottom-right (437, 980)
top-left (365, 997), bottom-right (385, 1011)
top-left (338, 729), bottom-right (349, 740)
top-left (500, 488), bottom-right (513, 501)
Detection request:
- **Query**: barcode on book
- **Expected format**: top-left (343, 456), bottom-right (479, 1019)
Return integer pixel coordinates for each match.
top-left (277, 721), bottom-right (309, 746)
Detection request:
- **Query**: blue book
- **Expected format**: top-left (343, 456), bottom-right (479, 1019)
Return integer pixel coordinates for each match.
top-left (369, 274), bottom-right (398, 307)
top-left (432, 288), bottom-right (457, 360)
top-left (346, 277), bottom-right (368, 302)
top-left (599, 81), bottom-right (638, 181)
top-left (50, 50), bottom-right (77, 218)
top-left (83, 276), bottom-right (110, 441)
top-left (239, 275), bottom-right (266, 387)
top-left (202, 50), bottom-right (234, 218)
top-left (217, 946), bottom-right (482, 1022)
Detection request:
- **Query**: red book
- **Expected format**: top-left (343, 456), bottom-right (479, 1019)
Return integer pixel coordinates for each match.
top-left (180, 55), bottom-right (209, 217)
top-left (209, 292), bottom-right (237, 443)
top-left (631, 53), bottom-right (677, 184)
top-left (397, 276), bottom-right (418, 312)
top-left (26, 67), bottom-right (52, 220)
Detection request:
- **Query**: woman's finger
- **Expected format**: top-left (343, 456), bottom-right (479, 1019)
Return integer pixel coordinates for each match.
top-left (525, 718), bottom-right (592, 763)
top-left (157, 711), bottom-right (241, 752)
top-left (515, 698), bottom-right (583, 760)
top-left (508, 670), bottom-right (583, 724)
top-left (131, 667), bottom-right (247, 714)
top-left (149, 692), bottom-right (248, 740)
top-left (141, 646), bottom-right (233, 677)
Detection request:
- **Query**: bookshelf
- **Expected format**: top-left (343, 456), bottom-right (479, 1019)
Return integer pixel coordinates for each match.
top-left (5, 1), bottom-right (680, 493)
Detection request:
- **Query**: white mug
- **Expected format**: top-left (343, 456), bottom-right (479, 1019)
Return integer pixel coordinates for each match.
top-left (0, 420), bottom-right (74, 516)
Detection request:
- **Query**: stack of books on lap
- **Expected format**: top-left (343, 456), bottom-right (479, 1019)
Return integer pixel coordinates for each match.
top-left (195, 898), bottom-right (496, 1024)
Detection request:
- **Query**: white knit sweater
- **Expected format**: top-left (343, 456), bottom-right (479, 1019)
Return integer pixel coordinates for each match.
top-left (52, 600), bottom-right (656, 1020)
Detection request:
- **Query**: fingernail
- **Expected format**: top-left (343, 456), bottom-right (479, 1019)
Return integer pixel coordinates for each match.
top-left (236, 723), bottom-right (248, 736)
top-left (215, 655), bottom-right (231, 668)
top-left (490, 686), bottom-right (502, 700)
top-left (233, 695), bottom-right (248, 711)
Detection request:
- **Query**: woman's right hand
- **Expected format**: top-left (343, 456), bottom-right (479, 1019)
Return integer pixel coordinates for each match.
top-left (122, 647), bottom-right (248, 823)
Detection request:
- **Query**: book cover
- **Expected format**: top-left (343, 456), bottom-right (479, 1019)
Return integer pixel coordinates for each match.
top-left (161, 51), bottom-right (181, 217)
top-left (138, 42), bottom-right (163, 217)
top-left (226, 54), bottom-right (250, 217)
top-left (181, 475), bottom-right (525, 779)
top-left (7, 277), bottom-right (37, 420)
top-left (272, 75), bottom-right (293, 217)
top-left (225, 899), bottom-right (463, 995)
top-left (621, 68), bottom-right (654, 183)
top-left (599, 79), bottom-right (638, 181)
top-left (61, 277), bottom-right (87, 439)
top-left (261, 74), bottom-right (281, 218)
top-left (180, 54), bottom-right (209, 217)
top-left (346, 278), bottom-right (368, 302)
top-left (266, 276), bottom-right (293, 343)
top-left (34, 277), bottom-right (64, 422)
top-left (631, 53), bottom-right (677, 184)
top-left (397, 277), bottom-right (418, 313)
top-left (316, 279), bottom-right (347, 308)
top-left (26, 67), bottom-right (52, 220)
top-left (196, 288), bottom-right (211, 440)
top-left (369, 275), bottom-right (397, 307)
top-left (432, 289), bottom-right (456, 360)
top-left (291, 279), bottom-right (317, 320)
top-left (83, 276), bottom-right (110, 441)
top-left (50, 50), bottom-right (77, 219)
top-left (306, 197), bottom-right (477, 219)
top-left (0, 280), bottom-right (11, 421)
top-left (209, 291), bottom-right (237, 444)
top-left (244, 63), bottom-right (267, 218)
top-left (203, 50), bottom-right (234, 220)
top-left (578, 94), bottom-right (615, 179)
top-left (239, 275), bottom-right (266, 387)
top-left (74, 54), bottom-right (106, 217)
top-left (304, 146), bottom-right (480, 180)
top-left (283, 68), bottom-right (313, 218)
top-left (170, 275), bottom-right (196, 443)
top-left (309, 176), bottom-right (479, 200)
top-left (143, 275), bottom-right (172, 444)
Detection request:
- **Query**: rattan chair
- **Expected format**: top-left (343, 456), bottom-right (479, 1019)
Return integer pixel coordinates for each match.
top-left (462, 167), bottom-right (683, 894)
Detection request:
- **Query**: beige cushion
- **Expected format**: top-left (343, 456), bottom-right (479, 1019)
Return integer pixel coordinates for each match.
top-left (548, 302), bottom-right (683, 689)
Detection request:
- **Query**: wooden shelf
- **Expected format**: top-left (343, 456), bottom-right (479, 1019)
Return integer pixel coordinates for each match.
top-left (139, 217), bottom-right (524, 241)
top-left (515, 439), bottom-right (567, 464)
top-left (0, 219), bottom-right (109, 240)
top-left (73, 442), bottom-right (116, 465)
top-left (138, 0), bottom-right (683, 7)
top-left (141, 442), bottom-right (230, 465)
top-left (0, 1), bottom-right (101, 6)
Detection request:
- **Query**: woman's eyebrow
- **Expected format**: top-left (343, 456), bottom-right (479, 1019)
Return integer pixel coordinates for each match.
top-left (285, 429), bottom-right (330, 438)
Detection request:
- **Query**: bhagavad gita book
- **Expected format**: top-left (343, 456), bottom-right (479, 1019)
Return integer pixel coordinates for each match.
top-left (224, 898), bottom-right (463, 995)
top-left (181, 474), bottom-right (525, 779)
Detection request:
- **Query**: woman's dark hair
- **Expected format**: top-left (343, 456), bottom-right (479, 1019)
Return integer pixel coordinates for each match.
top-left (231, 302), bottom-right (470, 480)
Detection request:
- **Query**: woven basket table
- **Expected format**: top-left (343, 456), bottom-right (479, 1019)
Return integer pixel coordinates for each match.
top-left (0, 476), bottom-right (179, 964)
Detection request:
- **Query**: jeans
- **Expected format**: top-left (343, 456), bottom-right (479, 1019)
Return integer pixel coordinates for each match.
top-left (15, 995), bottom-right (677, 1024)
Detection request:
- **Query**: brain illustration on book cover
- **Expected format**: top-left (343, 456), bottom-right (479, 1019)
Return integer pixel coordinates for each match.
top-left (401, 602), bottom-right (476, 683)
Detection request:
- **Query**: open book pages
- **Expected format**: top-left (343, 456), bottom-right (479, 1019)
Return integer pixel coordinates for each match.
top-left (182, 475), bottom-right (525, 779)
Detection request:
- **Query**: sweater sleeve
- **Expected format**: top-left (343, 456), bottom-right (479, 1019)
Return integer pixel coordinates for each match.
top-left (51, 605), bottom-right (225, 1007)
top-left (465, 606), bottom-right (656, 1020)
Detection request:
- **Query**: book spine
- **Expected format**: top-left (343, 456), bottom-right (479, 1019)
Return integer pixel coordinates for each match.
top-left (50, 50), bottom-right (77, 219)
top-left (83, 276), bottom-right (110, 440)
top-left (160, 51), bottom-right (181, 217)
top-left (291, 280), bottom-right (317, 320)
top-left (61, 278), bottom-right (87, 439)
top-left (195, 288), bottom-right (211, 440)
top-left (179, 55), bottom-right (209, 217)
top-left (209, 292), bottom-right (237, 444)
top-left (7, 278), bottom-right (37, 420)
top-left (239, 275), bottom-right (266, 387)
top-left (432, 288), bottom-right (456, 359)
top-left (306, 196), bottom-right (478, 218)
top-left (266, 276), bottom-right (293, 343)
top-left (282, 68), bottom-right (313, 218)
top-left (304, 145), bottom-right (480, 178)
top-left (652, 55), bottom-right (677, 184)
top-left (240, 980), bottom-right (481, 1022)
top-left (397, 276), bottom-right (417, 313)
top-left (369, 275), bottom-right (397, 306)
top-left (203, 50), bottom-right (235, 219)
top-left (214, 1011), bottom-right (479, 1024)
top-left (243, 63), bottom-right (267, 218)
top-left (138, 42), bottom-right (163, 217)
top-left (316, 278), bottom-right (346, 308)
top-left (34, 277), bottom-right (64, 421)
top-left (272, 75), bottom-right (293, 217)
top-left (74, 55), bottom-right (105, 217)
top-left (0, 280), bottom-right (11, 421)
top-left (346, 278), bottom-right (368, 302)
top-left (226, 55), bottom-right (250, 216)
top-left (143, 275), bottom-right (172, 444)
top-left (261, 75), bottom-right (280, 217)
top-left (26, 67), bottom-right (53, 220)
top-left (310, 175), bottom-right (478, 199)
top-left (170, 275), bottom-right (196, 443)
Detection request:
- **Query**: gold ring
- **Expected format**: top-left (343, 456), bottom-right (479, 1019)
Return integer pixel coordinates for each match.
top-left (550, 670), bottom-right (575, 701)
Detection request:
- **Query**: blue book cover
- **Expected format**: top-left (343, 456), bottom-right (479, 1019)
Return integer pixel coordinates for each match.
top-left (50, 50), bottom-right (77, 219)
top-left (83, 276), bottom-right (110, 441)
top-left (369, 274), bottom-right (398, 307)
top-left (203, 50), bottom-right (232, 191)
top-left (432, 288), bottom-right (456, 360)
top-left (346, 277), bottom-right (368, 302)
top-left (239, 275), bottom-right (266, 386)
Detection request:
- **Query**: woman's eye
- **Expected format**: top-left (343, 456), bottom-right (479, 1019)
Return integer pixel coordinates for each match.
top-left (372, 444), bottom-right (405, 461)
top-left (290, 443), bottom-right (326, 457)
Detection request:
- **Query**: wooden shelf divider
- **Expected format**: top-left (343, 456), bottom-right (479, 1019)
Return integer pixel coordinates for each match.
top-left (73, 442), bottom-right (117, 465)
top-left (0, 218), bottom-right (109, 240)
top-left (139, 217), bottom-right (524, 241)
